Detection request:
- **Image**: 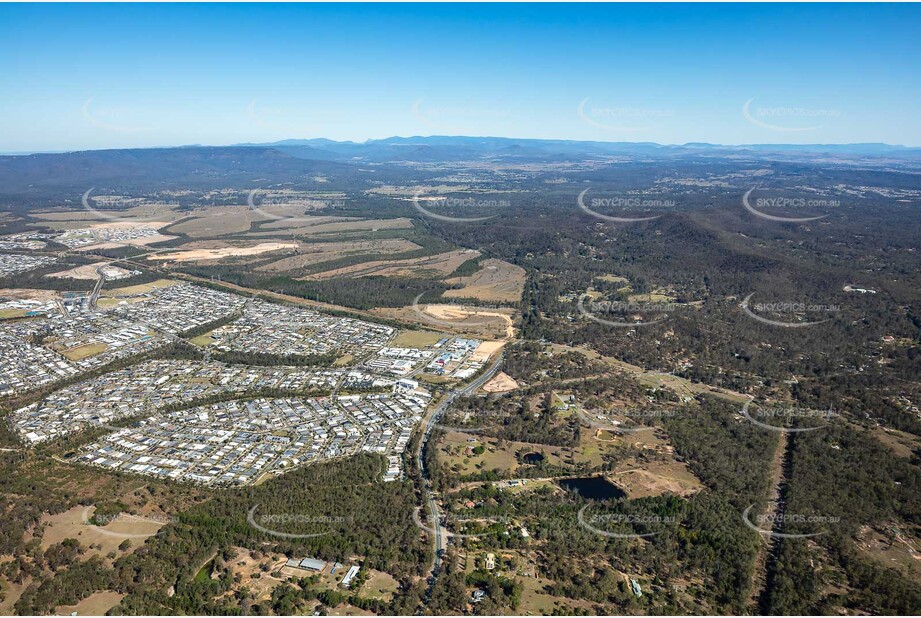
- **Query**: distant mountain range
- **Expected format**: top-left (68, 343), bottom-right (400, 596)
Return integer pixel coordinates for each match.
top-left (239, 136), bottom-right (921, 162)
top-left (1, 136), bottom-right (918, 198)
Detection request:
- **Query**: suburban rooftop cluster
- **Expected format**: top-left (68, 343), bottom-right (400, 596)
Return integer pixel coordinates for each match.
top-left (0, 282), bottom-right (243, 396)
top-left (0, 237), bottom-right (46, 250)
top-left (74, 391), bottom-right (429, 485)
top-left (0, 253), bottom-right (57, 277)
top-left (1, 276), bottom-right (496, 485)
top-left (106, 282), bottom-right (244, 335)
top-left (56, 225), bottom-right (161, 249)
top-left (0, 330), bottom-right (80, 396)
top-left (364, 337), bottom-right (486, 379)
top-left (206, 298), bottom-right (395, 358)
top-left (9, 358), bottom-right (377, 444)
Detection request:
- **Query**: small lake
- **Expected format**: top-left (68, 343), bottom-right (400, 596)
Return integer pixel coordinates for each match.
top-left (522, 452), bottom-right (545, 464)
top-left (558, 476), bottom-right (626, 500)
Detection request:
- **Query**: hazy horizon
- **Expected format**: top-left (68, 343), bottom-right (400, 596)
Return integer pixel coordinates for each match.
top-left (2, 3), bottom-right (919, 152)
top-left (3, 134), bottom-right (920, 158)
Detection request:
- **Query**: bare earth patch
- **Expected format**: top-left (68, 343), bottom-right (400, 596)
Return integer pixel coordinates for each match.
top-left (373, 303), bottom-right (514, 339)
top-left (54, 591), bottom-right (125, 616)
top-left (482, 371), bottom-right (519, 393)
top-left (0, 576), bottom-right (32, 615)
top-left (361, 569), bottom-right (400, 601)
top-left (855, 525), bottom-right (921, 583)
top-left (223, 548), bottom-right (291, 603)
top-left (425, 304), bottom-right (515, 339)
top-left (612, 462), bottom-right (704, 499)
top-left (149, 242), bottom-right (297, 262)
top-left (0, 288), bottom-right (61, 301)
top-left (872, 426), bottom-right (921, 458)
top-left (470, 340), bottom-right (507, 362)
top-left (46, 262), bottom-right (108, 280)
top-left (38, 505), bottom-right (167, 559)
top-left (100, 278), bottom-right (179, 297)
top-left (443, 259), bottom-right (526, 303)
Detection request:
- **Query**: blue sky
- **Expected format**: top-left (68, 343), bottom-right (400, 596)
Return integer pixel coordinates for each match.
top-left (1, 3), bottom-right (918, 152)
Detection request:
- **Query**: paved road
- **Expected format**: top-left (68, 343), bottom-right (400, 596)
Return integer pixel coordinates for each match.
top-left (88, 265), bottom-right (107, 309)
top-left (416, 351), bottom-right (504, 600)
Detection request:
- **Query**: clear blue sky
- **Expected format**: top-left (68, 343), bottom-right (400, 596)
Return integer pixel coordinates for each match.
top-left (1, 3), bottom-right (918, 152)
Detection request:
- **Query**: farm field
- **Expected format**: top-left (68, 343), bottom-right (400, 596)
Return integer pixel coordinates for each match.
top-left (389, 329), bottom-right (444, 348)
top-left (257, 238), bottom-right (422, 273)
top-left (57, 342), bottom-right (109, 361)
top-left (628, 290), bottom-right (678, 303)
top-left (254, 217), bottom-right (413, 237)
top-left (31, 204), bottom-right (181, 228)
top-left (595, 274), bottom-right (629, 283)
top-left (165, 202), bottom-right (343, 238)
top-left (165, 206), bottom-right (266, 237)
top-left (304, 249), bottom-right (479, 280)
